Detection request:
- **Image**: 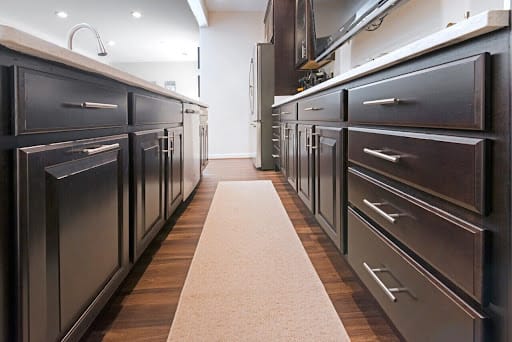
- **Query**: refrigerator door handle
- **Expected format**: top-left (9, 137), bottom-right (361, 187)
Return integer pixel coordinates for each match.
top-left (249, 58), bottom-right (255, 115)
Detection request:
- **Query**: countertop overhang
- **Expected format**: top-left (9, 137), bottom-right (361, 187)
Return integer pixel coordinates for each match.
top-left (273, 9), bottom-right (510, 108)
top-left (0, 25), bottom-right (207, 108)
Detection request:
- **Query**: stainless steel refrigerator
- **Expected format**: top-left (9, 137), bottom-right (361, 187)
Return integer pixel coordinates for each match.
top-left (249, 43), bottom-right (275, 170)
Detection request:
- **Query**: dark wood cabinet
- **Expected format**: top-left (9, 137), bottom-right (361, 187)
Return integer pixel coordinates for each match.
top-left (314, 126), bottom-right (345, 251)
top-left (297, 124), bottom-right (314, 211)
top-left (131, 129), bottom-right (166, 262)
top-left (264, 0), bottom-right (304, 94)
top-left (16, 135), bottom-right (129, 342)
top-left (285, 123), bottom-right (298, 190)
top-left (166, 127), bottom-right (183, 218)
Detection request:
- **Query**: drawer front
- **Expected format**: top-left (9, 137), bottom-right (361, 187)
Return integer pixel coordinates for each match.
top-left (298, 89), bottom-right (346, 121)
top-left (348, 128), bottom-right (486, 214)
top-left (279, 102), bottom-right (297, 121)
top-left (347, 209), bottom-right (485, 342)
top-left (130, 93), bottom-right (183, 125)
top-left (348, 168), bottom-right (486, 303)
top-left (348, 54), bottom-right (488, 130)
top-left (16, 67), bottom-right (128, 134)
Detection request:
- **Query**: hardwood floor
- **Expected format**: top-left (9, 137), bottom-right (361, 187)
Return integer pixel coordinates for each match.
top-left (83, 159), bottom-right (401, 341)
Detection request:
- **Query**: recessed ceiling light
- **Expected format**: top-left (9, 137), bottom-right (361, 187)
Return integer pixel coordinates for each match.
top-left (55, 11), bottom-right (68, 19)
top-left (107, 41), bottom-right (116, 46)
top-left (131, 11), bottom-right (142, 19)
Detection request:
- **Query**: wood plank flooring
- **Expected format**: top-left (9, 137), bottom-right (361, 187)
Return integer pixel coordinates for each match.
top-left (83, 159), bottom-right (401, 341)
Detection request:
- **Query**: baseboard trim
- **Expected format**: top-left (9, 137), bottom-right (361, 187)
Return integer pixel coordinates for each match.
top-left (209, 153), bottom-right (251, 159)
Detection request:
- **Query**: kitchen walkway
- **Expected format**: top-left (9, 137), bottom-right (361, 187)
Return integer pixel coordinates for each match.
top-left (83, 159), bottom-right (400, 341)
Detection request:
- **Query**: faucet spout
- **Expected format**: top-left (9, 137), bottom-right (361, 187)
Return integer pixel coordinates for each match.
top-left (67, 23), bottom-right (108, 57)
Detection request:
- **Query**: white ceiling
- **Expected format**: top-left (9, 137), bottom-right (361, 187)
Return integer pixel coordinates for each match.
top-left (205, 0), bottom-right (267, 12)
top-left (0, 0), bottom-right (200, 63)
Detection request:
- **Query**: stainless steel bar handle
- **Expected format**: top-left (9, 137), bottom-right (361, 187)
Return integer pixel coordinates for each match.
top-left (81, 102), bottom-right (119, 109)
top-left (272, 125), bottom-right (280, 129)
top-left (272, 139), bottom-right (279, 142)
top-left (272, 113), bottom-right (281, 117)
top-left (363, 98), bottom-right (400, 105)
top-left (363, 199), bottom-right (402, 224)
top-left (363, 148), bottom-right (401, 163)
top-left (272, 154), bottom-right (280, 158)
top-left (363, 262), bottom-right (399, 302)
top-left (82, 143), bottom-right (120, 155)
top-left (280, 111), bottom-right (291, 115)
top-left (303, 107), bottom-right (324, 111)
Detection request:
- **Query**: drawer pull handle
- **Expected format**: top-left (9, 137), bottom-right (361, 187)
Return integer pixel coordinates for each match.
top-left (272, 126), bottom-right (280, 129)
top-left (184, 108), bottom-right (196, 114)
top-left (363, 98), bottom-right (400, 105)
top-left (303, 107), bottom-right (323, 111)
top-left (272, 154), bottom-right (280, 158)
top-left (280, 111), bottom-right (291, 115)
top-left (363, 262), bottom-right (408, 302)
top-left (363, 148), bottom-right (401, 163)
top-left (363, 199), bottom-right (403, 223)
top-left (272, 139), bottom-right (279, 142)
top-left (81, 102), bottom-right (119, 109)
top-left (272, 113), bottom-right (281, 116)
top-left (82, 143), bottom-right (120, 155)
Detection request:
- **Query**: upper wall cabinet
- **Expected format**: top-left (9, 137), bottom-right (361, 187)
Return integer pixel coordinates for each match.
top-left (264, 0), bottom-right (304, 95)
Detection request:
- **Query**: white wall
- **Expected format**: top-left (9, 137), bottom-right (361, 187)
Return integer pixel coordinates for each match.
top-left (199, 11), bottom-right (264, 159)
top-left (113, 61), bottom-right (198, 99)
top-left (327, 0), bottom-right (505, 75)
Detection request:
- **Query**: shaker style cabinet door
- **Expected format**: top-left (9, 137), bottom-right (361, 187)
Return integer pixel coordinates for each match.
top-left (166, 126), bottom-right (184, 218)
top-left (286, 123), bottom-right (298, 190)
top-left (297, 124), bottom-right (314, 212)
top-left (131, 129), bottom-right (166, 262)
top-left (314, 126), bottom-right (345, 251)
top-left (17, 135), bottom-right (129, 342)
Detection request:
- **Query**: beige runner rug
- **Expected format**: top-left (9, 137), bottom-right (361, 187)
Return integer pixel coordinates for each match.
top-left (167, 180), bottom-right (350, 341)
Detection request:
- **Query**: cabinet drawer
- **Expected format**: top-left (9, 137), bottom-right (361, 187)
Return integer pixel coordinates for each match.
top-left (348, 168), bottom-right (486, 303)
top-left (298, 89), bottom-right (346, 121)
top-left (16, 67), bottom-right (128, 134)
top-left (130, 93), bottom-right (183, 125)
top-left (348, 54), bottom-right (488, 130)
top-left (347, 209), bottom-right (485, 342)
top-left (348, 128), bottom-right (487, 214)
top-left (279, 102), bottom-right (297, 121)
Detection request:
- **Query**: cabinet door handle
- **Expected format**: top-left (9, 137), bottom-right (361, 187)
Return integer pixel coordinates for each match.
top-left (363, 148), bottom-right (401, 163)
top-left (363, 262), bottom-right (408, 302)
top-left (272, 125), bottom-right (280, 129)
top-left (82, 143), bottom-right (120, 155)
top-left (184, 108), bottom-right (196, 114)
top-left (363, 199), bottom-right (403, 223)
top-left (303, 107), bottom-right (323, 111)
top-left (272, 154), bottom-right (280, 158)
top-left (81, 102), bottom-right (119, 109)
top-left (272, 113), bottom-right (281, 116)
top-left (272, 139), bottom-right (279, 142)
top-left (363, 98), bottom-right (400, 105)
top-left (280, 111), bottom-right (291, 115)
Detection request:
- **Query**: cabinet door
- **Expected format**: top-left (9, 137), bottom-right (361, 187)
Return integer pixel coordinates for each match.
top-left (17, 135), bottom-right (129, 342)
top-left (315, 127), bottom-right (345, 251)
top-left (167, 127), bottom-right (184, 218)
top-left (280, 123), bottom-right (288, 177)
top-left (131, 129), bottom-right (166, 261)
top-left (286, 123), bottom-right (298, 190)
top-left (297, 124), bottom-right (314, 211)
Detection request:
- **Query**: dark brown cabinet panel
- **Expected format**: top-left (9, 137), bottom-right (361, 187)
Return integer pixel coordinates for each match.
top-left (347, 208), bottom-right (485, 342)
top-left (166, 127), bottom-right (184, 218)
top-left (131, 129), bottom-right (166, 262)
top-left (348, 167), bottom-right (486, 303)
top-left (348, 128), bottom-right (487, 214)
top-left (348, 54), bottom-right (488, 130)
top-left (15, 67), bottom-right (128, 135)
top-left (17, 135), bottom-right (129, 342)
top-left (298, 89), bottom-right (346, 121)
top-left (129, 93), bottom-right (183, 125)
top-left (297, 124), bottom-right (314, 211)
top-left (315, 126), bottom-right (345, 251)
top-left (286, 123), bottom-right (298, 190)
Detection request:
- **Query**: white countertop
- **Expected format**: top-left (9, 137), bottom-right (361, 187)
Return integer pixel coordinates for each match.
top-left (0, 25), bottom-right (207, 108)
top-left (273, 9), bottom-right (510, 108)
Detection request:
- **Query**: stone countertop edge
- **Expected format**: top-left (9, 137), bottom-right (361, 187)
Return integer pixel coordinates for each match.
top-left (0, 25), bottom-right (207, 108)
top-left (273, 9), bottom-right (510, 108)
